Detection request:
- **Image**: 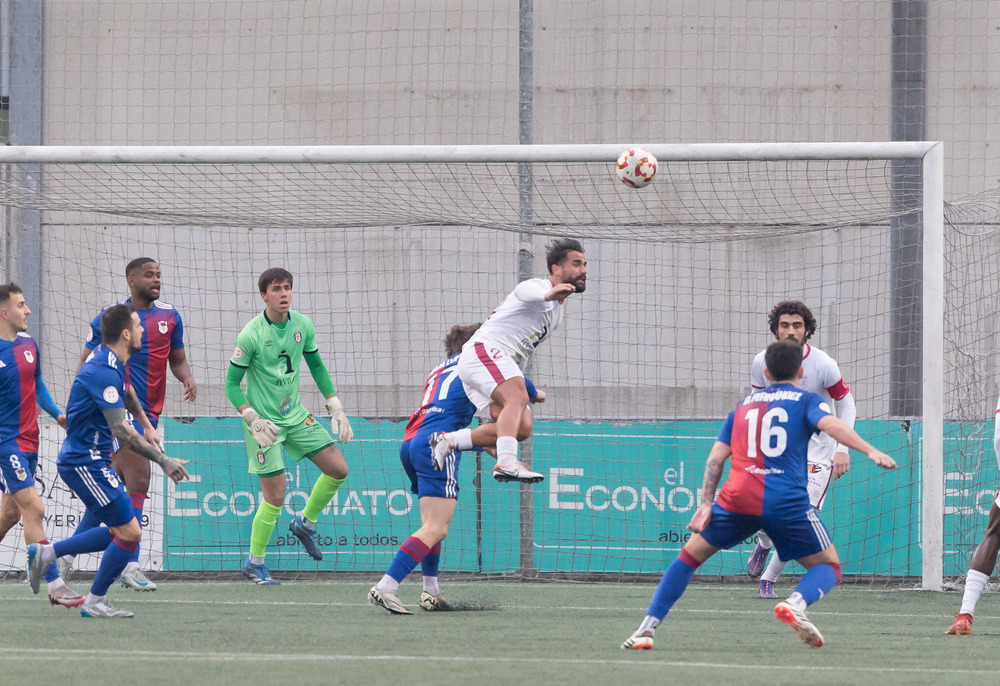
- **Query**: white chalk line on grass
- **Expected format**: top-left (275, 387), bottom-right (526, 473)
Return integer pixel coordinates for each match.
top-left (0, 594), bottom-right (989, 621)
top-left (0, 647), bottom-right (997, 675)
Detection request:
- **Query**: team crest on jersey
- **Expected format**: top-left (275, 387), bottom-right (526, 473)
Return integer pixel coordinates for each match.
top-left (158, 320), bottom-right (169, 334)
top-left (304, 415), bottom-right (315, 426)
top-left (294, 331), bottom-right (302, 343)
top-left (233, 346), bottom-right (244, 360)
top-left (257, 450), bottom-right (265, 464)
top-left (103, 386), bottom-right (120, 403)
top-left (15, 467), bottom-right (26, 481)
top-left (22, 350), bottom-right (34, 364)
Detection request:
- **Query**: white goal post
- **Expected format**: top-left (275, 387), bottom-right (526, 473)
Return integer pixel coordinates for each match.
top-left (0, 142), bottom-right (947, 590)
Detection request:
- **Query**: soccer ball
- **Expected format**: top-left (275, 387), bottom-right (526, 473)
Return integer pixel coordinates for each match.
top-left (616, 148), bottom-right (657, 188)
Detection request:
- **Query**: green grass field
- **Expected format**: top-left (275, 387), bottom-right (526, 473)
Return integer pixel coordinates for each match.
top-left (0, 580), bottom-right (997, 685)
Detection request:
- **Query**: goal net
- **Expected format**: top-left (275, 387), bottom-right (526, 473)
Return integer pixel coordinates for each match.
top-left (0, 142), bottom-right (985, 591)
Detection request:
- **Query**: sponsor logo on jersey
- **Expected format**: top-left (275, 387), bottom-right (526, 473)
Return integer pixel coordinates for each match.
top-left (158, 320), bottom-right (169, 334)
top-left (103, 386), bottom-right (120, 403)
top-left (23, 349), bottom-right (34, 364)
top-left (280, 395), bottom-right (292, 416)
top-left (233, 346), bottom-right (244, 360)
top-left (294, 331), bottom-right (301, 343)
top-left (264, 340), bottom-right (273, 347)
top-left (257, 450), bottom-right (265, 464)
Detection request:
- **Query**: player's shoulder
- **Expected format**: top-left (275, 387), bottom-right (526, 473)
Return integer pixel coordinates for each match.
top-left (751, 349), bottom-right (766, 365)
top-left (803, 343), bottom-right (837, 365)
top-left (289, 309), bottom-right (315, 327)
top-left (152, 299), bottom-right (175, 311)
top-left (14, 332), bottom-right (36, 344)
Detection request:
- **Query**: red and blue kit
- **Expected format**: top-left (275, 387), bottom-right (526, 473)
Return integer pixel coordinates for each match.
top-left (86, 299), bottom-right (184, 423)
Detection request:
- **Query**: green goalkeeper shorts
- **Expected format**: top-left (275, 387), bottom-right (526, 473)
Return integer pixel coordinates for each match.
top-left (243, 414), bottom-right (336, 475)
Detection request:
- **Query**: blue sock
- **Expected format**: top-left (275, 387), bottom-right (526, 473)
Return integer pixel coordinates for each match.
top-left (127, 493), bottom-right (145, 565)
top-left (386, 536), bottom-right (430, 583)
top-left (793, 563), bottom-right (839, 606)
top-left (72, 508), bottom-right (102, 536)
top-left (53, 526), bottom-right (113, 558)
top-left (91, 537), bottom-right (137, 596)
top-left (421, 542), bottom-right (442, 578)
top-left (43, 561), bottom-right (59, 583)
top-left (647, 550), bottom-right (700, 621)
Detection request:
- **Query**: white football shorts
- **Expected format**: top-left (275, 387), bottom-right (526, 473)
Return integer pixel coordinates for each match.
top-left (457, 341), bottom-right (524, 412)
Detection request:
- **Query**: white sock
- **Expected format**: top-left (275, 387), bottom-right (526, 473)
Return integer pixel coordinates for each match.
top-left (786, 592), bottom-right (807, 611)
top-left (377, 574), bottom-right (400, 592)
top-left (124, 561), bottom-right (139, 572)
top-left (638, 615), bottom-right (661, 632)
top-left (86, 592), bottom-right (104, 604)
top-left (496, 435), bottom-right (518, 467)
top-left (249, 554), bottom-right (265, 565)
top-left (757, 532), bottom-right (773, 549)
top-left (39, 543), bottom-right (56, 566)
top-left (444, 428), bottom-right (474, 451)
top-left (960, 569), bottom-right (990, 615)
top-left (302, 518), bottom-right (316, 531)
top-left (47, 577), bottom-right (66, 592)
top-left (422, 575), bottom-right (440, 595)
top-left (761, 556), bottom-right (787, 583)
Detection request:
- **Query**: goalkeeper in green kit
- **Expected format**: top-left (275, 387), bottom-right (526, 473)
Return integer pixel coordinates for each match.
top-left (226, 267), bottom-right (353, 585)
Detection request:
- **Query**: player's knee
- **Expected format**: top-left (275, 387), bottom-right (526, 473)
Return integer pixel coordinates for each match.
top-left (330, 463), bottom-right (348, 480)
top-left (118, 520), bottom-right (143, 541)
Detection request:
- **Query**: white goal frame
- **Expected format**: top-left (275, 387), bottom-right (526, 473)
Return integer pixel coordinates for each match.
top-left (0, 142), bottom-right (945, 589)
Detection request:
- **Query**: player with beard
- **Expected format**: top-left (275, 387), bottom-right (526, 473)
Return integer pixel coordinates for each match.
top-left (63, 258), bottom-right (196, 591)
top-left (745, 301), bottom-right (857, 599)
top-left (430, 238), bottom-right (587, 484)
top-left (27, 305), bottom-right (189, 618)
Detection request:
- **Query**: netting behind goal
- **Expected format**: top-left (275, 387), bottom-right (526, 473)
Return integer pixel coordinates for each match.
top-left (0, 144), bottom-right (991, 586)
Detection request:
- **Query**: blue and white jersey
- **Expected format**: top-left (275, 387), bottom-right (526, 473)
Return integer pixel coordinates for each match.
top-left (715, 382), bottom-right (832, 518)
top-left (58, 346), bottom-right (128, 467)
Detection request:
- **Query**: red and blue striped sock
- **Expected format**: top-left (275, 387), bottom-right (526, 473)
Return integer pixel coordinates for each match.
top-left (91, 536), bottom-right (139, 597)
top-left (386, 536), bottom-right (431, 584)
top-left (647, 549), bottom-right (701, 621)
top-left (420, 542), bottom-right (442, 578)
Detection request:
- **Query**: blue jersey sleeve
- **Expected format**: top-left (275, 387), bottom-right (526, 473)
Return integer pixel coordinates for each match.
top-left (171, 310), bottom-right (185, 350)
top-left (716, 408), bottom-right (736, 445)
top-left (84, 311), bottom-right (102, 351)
top-left (33, 345), bottom-right (62, 418)
top-left (87, 364), bottom-right (126, 410)
top-left (523, 376), bottom-right (538, 402)
top-left (804, 393), bottom-right (833, 434)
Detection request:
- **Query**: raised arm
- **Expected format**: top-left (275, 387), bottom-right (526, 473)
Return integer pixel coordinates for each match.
top-left (101, 406), bottom-right (188, 483)
top-left (687, 441), bottom-right (733, 533)
top-left (817, 414), bottom-right (895, 470)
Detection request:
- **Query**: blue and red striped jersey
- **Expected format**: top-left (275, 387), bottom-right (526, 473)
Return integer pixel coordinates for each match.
top-left (715, 382), bottom-right (832, 518)
top-left (403, 354), bottom-right (476, 441)
top-left (86, 299), bottom-right (184, 419)
top-left (0, 333), bottom-right (43, 452)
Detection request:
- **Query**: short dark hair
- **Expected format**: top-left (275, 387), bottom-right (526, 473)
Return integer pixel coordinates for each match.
top-left (546, 238), bottom-right (585, 273)
top-left (101, 304), bottom-right (136, 345)
top-left (258, 267), bottom-right (293, 294)
top-left (444, 323), bottom-right (481, 357)
top-left (0, 282), bottom-right (23, 306)
top-left (768, 300), bottom-right (817, 341)
top-left (125, 257), bottom-right (157, 277)
top-left (764, 340), bottom-right (803, 383)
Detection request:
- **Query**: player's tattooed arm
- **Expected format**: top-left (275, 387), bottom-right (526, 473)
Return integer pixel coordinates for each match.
top-left (102, 407), bottom-right (190, 483)
top-left (687, 441), bottom-right (732, 533)
top-left (123, 386), bottom-right (163, 450)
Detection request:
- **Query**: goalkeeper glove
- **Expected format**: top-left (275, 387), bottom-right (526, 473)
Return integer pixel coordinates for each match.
top-left (241, 407), bottom-right (279, 447)
top-left (326, 396), bottom-right (354, 443)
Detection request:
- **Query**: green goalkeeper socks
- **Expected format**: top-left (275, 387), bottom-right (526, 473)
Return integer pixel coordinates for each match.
top-left (249, 500), bottom-right (282, 558)
top-left (303, 474), bottom-right (346, 523)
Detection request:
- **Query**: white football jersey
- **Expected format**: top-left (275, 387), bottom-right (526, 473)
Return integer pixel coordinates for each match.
top-left (467, 277), bottom-right (563, 367)
top-left (750, 343), bottom-right (851, 465)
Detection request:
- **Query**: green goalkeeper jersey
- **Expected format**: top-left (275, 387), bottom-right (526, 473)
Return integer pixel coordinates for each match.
top-left (230, 310), bottom-right (319, 427)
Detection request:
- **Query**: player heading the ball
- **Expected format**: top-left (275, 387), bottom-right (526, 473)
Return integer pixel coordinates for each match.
top-left (226, 267), bottom-right (353, 585)
top-left (622, 340), bottom-right (896, 651)
top-left (430, 238), bottom-right (587, 485)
